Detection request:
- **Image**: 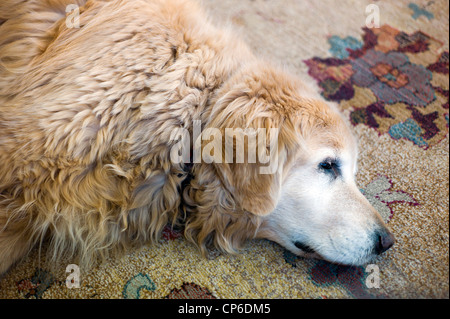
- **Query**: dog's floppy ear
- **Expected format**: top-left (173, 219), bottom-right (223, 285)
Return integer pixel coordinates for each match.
top-left (212, 127), bottom-right (283, 217)
top-left (183, 75), bottom-right (299, 255)
top-left (200, 88), bottom-right (286, 216)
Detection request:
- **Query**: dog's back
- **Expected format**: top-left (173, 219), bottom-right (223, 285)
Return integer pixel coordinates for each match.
top-left (0, 0), bottom-right (253, 274)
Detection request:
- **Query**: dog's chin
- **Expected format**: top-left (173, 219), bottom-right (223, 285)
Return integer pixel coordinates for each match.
top-left (261, 231), bottom-right (376, 266)
top-left (287, 242), bottom-right (377, 266)
top-left (289, 243), bottom-right (323, 261)
top-left (315, 252), bottom-right (378, 266)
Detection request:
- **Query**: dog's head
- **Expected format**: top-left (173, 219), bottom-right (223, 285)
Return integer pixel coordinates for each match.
top-left (184, 63), bottom-right (394, 265)
top-left (257, 97), bottom-right (396, 266)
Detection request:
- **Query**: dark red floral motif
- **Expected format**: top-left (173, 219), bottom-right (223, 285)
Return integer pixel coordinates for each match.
top-left (305, 25), bottom-right (449, 148)
top-left (165, 282), bottom-right (216, 299)
top-left (16, 268), bottom-right (55, 299)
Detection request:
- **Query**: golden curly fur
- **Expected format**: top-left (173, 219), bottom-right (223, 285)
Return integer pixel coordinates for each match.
top-left (0, 0), bottom-right (394, 274)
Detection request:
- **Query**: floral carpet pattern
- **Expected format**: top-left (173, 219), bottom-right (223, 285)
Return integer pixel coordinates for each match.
top-left (305, 25), bottom-right (448, 149)
top-left (0, 0), bottom-right (448, 299)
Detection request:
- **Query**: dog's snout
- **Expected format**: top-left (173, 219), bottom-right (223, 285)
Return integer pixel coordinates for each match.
top-left (374, 230), bottom-right (395, 255)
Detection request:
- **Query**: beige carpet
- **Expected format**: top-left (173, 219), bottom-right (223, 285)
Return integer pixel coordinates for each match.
top-left (0, 0), bottom-right (448, 299)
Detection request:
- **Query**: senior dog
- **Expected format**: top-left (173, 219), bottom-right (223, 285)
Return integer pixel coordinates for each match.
top-left (0, 0), bottom-right (394, 274)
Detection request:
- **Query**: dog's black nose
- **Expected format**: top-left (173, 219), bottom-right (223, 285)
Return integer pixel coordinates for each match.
top-left (374, 230), bottom-right (395, 255)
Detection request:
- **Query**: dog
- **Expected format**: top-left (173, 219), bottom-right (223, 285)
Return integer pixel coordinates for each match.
top-left (0, 0), bottom-right (395, 275)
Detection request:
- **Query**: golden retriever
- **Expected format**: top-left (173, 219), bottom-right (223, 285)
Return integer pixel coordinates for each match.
top-left (0, 0), bottom-right (395, 274)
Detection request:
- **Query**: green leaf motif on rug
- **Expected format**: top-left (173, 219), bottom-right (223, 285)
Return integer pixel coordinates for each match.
top-left (122, 273), bottom-right (156, 299)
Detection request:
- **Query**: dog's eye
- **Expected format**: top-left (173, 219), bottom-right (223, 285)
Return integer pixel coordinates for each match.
top-left (318, 159), bottom-right (341, 179)
top-left (319, 161), bottom-right (333, 170)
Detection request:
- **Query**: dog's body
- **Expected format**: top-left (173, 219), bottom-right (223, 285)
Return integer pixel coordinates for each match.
top-left (0, 0), bottom-right (394, 274)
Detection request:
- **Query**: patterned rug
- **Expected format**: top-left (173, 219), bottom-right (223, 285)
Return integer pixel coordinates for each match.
top-left (0, 0), bottom-right (448, 299)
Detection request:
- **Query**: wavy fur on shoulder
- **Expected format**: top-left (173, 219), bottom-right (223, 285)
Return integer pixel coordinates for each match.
top-left (0, 0), bottom-right (339, 273)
